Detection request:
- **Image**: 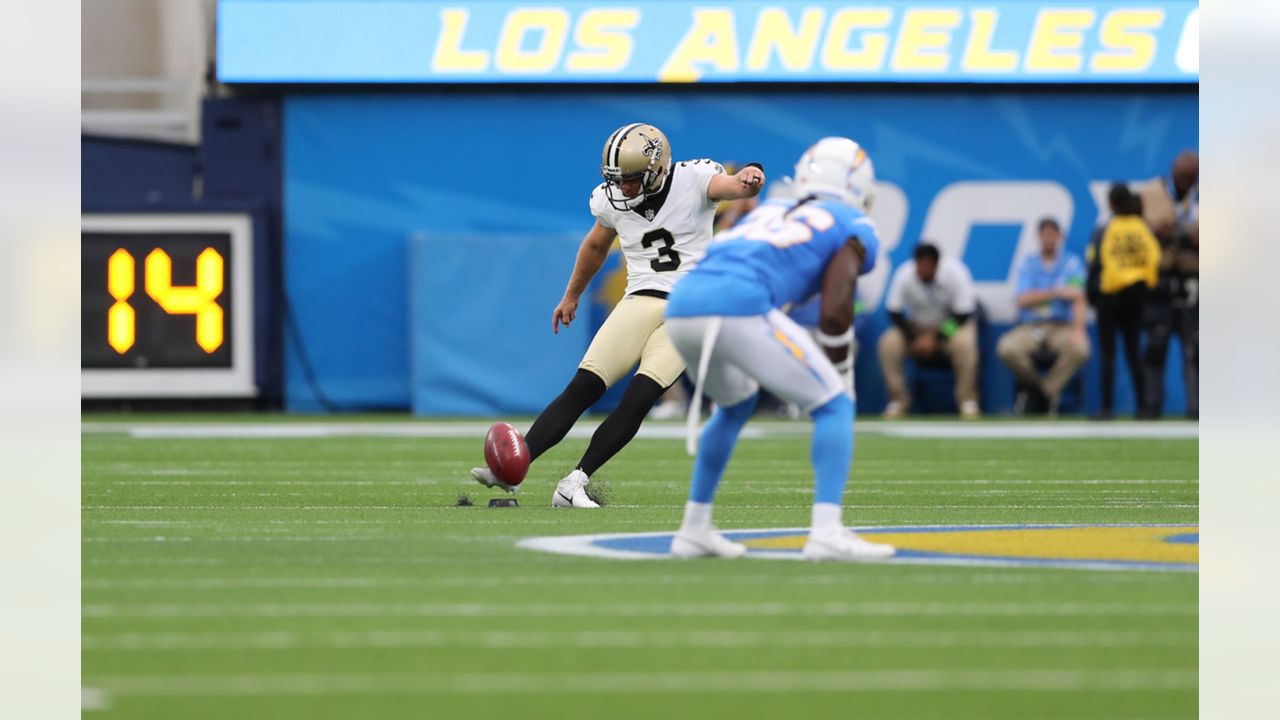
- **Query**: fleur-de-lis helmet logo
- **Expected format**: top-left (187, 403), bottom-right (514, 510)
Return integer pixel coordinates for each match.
top-left (640, 132), bottom-right (663, 161)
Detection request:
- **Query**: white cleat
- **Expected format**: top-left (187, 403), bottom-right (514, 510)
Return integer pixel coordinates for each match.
top-left (802, 527), bottom-right (896, 562)
top-left (670, 527), bottom-right (748, 559)
top-left (551, 469), bottom-right (600, 509)
top-left (470, 466), bottom-right (518, 493)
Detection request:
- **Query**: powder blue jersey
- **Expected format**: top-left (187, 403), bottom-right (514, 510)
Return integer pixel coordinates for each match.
top-left (667, 197), bottom-right (879, 318)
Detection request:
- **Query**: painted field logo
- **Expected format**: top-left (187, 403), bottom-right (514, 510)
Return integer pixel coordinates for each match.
top-left (517, 524), bottom-right (1198, 572)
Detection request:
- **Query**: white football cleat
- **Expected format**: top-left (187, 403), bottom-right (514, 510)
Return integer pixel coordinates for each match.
top-left (882, 400), bottom-right (907, 419)
top-left (470, 466), bottom-right (518, 493)
top-left (551, 469), bottom-right (600, 509)
top-left (670, 527), bottom-right (747, 559)
top-left (802, 527), bottom-right (895, 562)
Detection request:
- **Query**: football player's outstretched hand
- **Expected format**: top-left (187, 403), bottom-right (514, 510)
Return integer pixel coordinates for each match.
top-left (737, 165), bottom-right (765, 192)
top-left (553, 295), bottom-right (579, 334)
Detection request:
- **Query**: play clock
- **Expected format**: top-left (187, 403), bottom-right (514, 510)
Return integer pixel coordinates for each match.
top-left (81, 214), bottom-right (257, 398)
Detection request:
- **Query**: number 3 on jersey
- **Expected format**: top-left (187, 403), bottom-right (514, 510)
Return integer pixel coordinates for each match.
top-left (641, 228), bottom-right (681, 272)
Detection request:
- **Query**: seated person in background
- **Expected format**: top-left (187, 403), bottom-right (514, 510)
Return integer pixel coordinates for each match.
top-left (877, 243), bottom-right (980, 419)
top-left (1086, 184), bottom-right (1161, 420)
top-left (997, 218), bottom-right (1091, 416)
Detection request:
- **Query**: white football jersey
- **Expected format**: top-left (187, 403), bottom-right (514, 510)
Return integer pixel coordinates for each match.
top-left (589, 158), bottom-right (724, 295)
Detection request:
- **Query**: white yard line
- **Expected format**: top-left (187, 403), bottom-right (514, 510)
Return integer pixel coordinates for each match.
top-left (85, 668), bottom-right (1197, 696)
top-left (81, 687), bottom-right (108, 711)
top-left (82, 420), bottom-right (1198, 441)
top-left (83, 628), bottom-right (1195, 652)
top-left (81, 600), bottom-right (1197, 620)
top-left (81, 571), bottom-right (1177, 591)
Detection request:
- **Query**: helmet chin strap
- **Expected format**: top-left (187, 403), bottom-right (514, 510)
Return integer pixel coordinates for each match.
top-left (643, 166), bottom-right (666, 194)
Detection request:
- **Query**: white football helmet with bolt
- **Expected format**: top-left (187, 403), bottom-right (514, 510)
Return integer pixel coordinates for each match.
top-left (792, 137), bottom-right (876, 213)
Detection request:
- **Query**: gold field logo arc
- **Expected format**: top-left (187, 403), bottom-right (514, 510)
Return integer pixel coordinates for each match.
top-left (517, 524), bottom-right (1198, 572)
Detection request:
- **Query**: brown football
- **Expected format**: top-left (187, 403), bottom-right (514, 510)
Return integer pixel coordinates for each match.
top-left (483, 421), bottom-right (530, 487)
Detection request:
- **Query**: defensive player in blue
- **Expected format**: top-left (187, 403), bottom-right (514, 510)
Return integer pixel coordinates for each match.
top-left (663, 137), bottom-right (896, 561)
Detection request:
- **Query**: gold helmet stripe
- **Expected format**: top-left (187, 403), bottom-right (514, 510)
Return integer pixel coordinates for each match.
top-left (608, 122), bottom-right (645, 169)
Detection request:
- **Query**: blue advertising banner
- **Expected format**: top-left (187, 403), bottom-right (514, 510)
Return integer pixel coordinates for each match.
top-left (221, 1), bottom-right (1199, 84)
top-left (283, 88), bottom-right (1196, 414)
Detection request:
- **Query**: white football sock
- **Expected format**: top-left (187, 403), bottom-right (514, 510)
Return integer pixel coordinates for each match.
top-left (681, 501), bottom-right (714, 532)
top-left (811, 502), bottom-right (844, 533)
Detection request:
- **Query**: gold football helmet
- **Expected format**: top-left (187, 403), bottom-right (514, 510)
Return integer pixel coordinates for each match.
top-left (601, 123), bottom-right (672, 210)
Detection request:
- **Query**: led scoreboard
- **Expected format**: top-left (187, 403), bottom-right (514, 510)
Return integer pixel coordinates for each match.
top-left (81, 214), bottom-right (257, 398)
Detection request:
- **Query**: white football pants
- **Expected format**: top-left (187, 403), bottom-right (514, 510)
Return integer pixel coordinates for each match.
top-left (666, 309), bottom-right (846, 414)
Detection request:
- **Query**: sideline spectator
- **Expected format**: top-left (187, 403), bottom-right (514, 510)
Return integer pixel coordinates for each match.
top-left (877, 243), bottom-right (980, 419)
top-left (1087, 184), bottom-right (1161, 420)
top-left (997, 218), bottom-right (1091, 416)
top-left (1140, 150), bottom-right (1199, 419)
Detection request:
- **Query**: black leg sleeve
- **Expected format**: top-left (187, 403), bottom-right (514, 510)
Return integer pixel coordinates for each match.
top-left (1121, 288), bottom-right (1147, 413)
top-left (1179, 306), bottom-right (1199, 417)
top-left (576, 374), bottom-right (667, 477)
top-left (1097, 301), bottom-right (1119, 412)
top-left (1143, 304), bottom-right (1173, 417)
top-left (524, 369), bottom-right (607, 462)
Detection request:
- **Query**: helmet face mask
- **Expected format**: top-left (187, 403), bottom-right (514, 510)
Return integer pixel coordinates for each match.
top-left (601, 124), bottom-right (672, 211)
top-left (793, 137), bottom-right (876, 213)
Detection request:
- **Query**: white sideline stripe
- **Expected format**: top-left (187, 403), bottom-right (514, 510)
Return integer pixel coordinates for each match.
top-left (82, 503), bottom-right (1197, 511)
top-left (82, 687), bottom-right (108, 711)
top-left (85, 422), bottom-right (763, 441)
top-left (879, 423), bottom-right (1198, 439)
top-left (81, 600), bottom-right (1196, 619)
top-left (81, 420), bottom-right (1198, 441)
top-left (86, 669), bottom-right (1197, 696)
top-left (83, 629), bottom-right (1196, 652)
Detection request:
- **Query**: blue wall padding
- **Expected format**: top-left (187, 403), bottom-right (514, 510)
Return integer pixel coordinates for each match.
top-left (82, 136), bottom-right (197, 206)
top-left (410, 233), bottom-right (589, 416)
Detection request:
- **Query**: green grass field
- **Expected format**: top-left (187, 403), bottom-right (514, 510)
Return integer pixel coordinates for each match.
top-left (82, 416), bottom-right (1198, 719)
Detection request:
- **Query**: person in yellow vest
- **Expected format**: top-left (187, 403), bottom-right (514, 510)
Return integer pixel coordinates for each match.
top-left (1086, 184), bottom-right (1162, 420)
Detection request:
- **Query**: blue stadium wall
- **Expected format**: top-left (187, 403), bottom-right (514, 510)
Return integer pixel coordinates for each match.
top-left (281, 87), bottom-right (1197, 415)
